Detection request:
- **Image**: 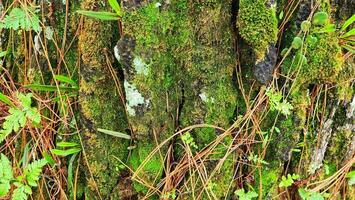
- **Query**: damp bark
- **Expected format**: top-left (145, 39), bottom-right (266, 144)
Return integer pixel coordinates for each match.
top-left (78, 0), bottom-right (129, 198)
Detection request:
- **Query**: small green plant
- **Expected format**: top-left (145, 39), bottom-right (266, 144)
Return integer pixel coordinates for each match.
top-left (346, 170), bottom-right (355, 185)
top-left (298, 188), bottom-right (326, 200)
top-left (0, 93), bottom-right (41, 143)
top-left (50, 142), bottom-right (81, 157)
top-left (0, 154), bottom-right (47, 200)
top-left (312, 12), bottom-right (329, 26)
top-left (181, 132), bottom-right (198, 149)
top-left (161, 188), bottom-right (177, 199)
top-left (265, 88), bottom-right (293, 116)
top-left (279, 173), bottom-right (300, 188)
top-left (301, 20), bottom-right (312, 32)
top-left (235, 188), bottom-right (258, 200)
top-left (247, 154), bottom-right (268, 165)
top-left (77, 0), bottom-right (122, 20)
top-left (0, 7), bottom-right (40, 32)
top-left (292, 37), bottom-right (303, 49)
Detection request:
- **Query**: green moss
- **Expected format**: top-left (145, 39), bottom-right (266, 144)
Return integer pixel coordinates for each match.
top-left (237, 0), bottom-right (278, 60)
top-left (122, 1), bottom-right (190, 195)
top-left (78, 1), bottom-right (129, 198)
top-left (283, 30), bottom-right (344, 86)
top-left (336, 59), bottom-right (355, 101)
top-left (254, 164), bottom-right (281, 198)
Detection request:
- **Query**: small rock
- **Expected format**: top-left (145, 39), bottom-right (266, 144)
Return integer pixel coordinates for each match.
top-left (253, 46), bottom-right (277, 84)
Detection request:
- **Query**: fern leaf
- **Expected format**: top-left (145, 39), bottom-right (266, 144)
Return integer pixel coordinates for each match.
top-left (12, 184), bottom-right (28, 200)
top-left (0, 154), bottom-right (13, 197)
top-left (24, 159), bottom-right (47, 187)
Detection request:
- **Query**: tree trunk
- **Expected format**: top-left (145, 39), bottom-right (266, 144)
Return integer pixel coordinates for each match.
top-left (0, 0), bottom-right (353, 199)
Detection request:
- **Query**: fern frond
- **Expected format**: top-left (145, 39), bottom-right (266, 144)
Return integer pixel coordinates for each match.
top-left (24, 159), bottom-right (47, 187)
top-left (0, 154), bottom-right (13, 197)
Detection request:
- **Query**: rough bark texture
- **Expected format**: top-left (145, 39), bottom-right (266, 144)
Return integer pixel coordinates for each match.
top-left (1, 0), bottom-right (353, 199)
top-left (78, 1), bottom-right (129, 199)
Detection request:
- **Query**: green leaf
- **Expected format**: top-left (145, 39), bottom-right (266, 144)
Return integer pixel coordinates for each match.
top-left (312, 12), bottom-right (329, 26)
top-left (292, 37), bottom-right (302, 49)
top-left (108, 0), bottom-right (122, 16)
top-left (77, 10), bottom-right (120, 21)
top-left (17, 93), bottom-right (32, 108)
top-left (346, 170), bottom-right (355, 185)
top-left (12, 185), bottom-right (28, 200)
top-left (54, 75), bottom-right (78, 87)
top-left (56, 141), bottom-right (79, 148)
top-left (97, 128), bottom-right (131, 140)
top-left (0, 154), bottom-right (13, 197)
top-left (43, 152), bottom-right (55, 167)
top-left (279, 11), bottom-right (284, 20)
top-left (314, 24), bottom-right (336, 33)
top-left (298, 188), bottom-right (309, 200)
top-left (67, 153), bottom-right (78, 194)
top-left (0, 51), bottom-right (8, 58)
top-left (0, 92), bottom-right (15, 107)
top-left (25, 84), bottom-right (78, 92)
top-left (1, 7), bottom-right (40, 32)
top-left (341, 14), bottom-right (355, 32)
top-left (301, 20), bottom-right (311, 32)
top-left (341, 28), bottom-right (355, 38)
top-left (341, 44), bottom-right (355, 53)
top-left (24, 159), bottom-right (47, 187)
top-left (0, 182), bottom-right (11, 197)
top-left (235, 188), bottom-right (258, 200)
top-left (50, 148), bottom-right (81, 157)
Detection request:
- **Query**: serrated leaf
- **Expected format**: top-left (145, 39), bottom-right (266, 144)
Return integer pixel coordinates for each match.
top-left (17, 93), bottom-right (32, 109)
top-left (0, 154), bottom-right (13, 183)
top-left (77, 10), bottom-right (120, 21)
top-left (0, 182), bottom-right (11, 197)
top-left (108, 0), bottom-right (122, 16)
top-left (24, 159), bottom-right (47, 187)
top-left (12, 185), bottom-right (27, 200)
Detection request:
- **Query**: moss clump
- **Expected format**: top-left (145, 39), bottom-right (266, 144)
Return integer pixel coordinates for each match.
top-left (78, 1), bottom-right (129, 198)
top-left (237, 0), bottom-right (278, 60)
top-left (254, 164), bottom-right (281, 198)
top-left (120, 1), bottom-right (190, 195)
top-left (282, 11), bottom-right (344, 86)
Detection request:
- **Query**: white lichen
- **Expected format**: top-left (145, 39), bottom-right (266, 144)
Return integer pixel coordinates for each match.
top-left (133, 57), bottom-right (149, 76)
top-left (124, 81), bottom-right (145, 116)
top-left (44, 26), bottom-right (54, 40)
top-left (199, 91), bottom-right (215, 103)
top-left (114, 45), bottom-right (121, 62)
top-left (34, 35), bottom-right (41, 53)
top-left (155, 2), bottom-right (162, 8)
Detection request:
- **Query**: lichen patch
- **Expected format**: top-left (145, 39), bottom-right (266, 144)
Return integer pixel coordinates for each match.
top-left (124, 80), bottom-right (145, 116)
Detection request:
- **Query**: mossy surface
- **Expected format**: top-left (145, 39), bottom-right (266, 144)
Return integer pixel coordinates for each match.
top-left (78, 0), bottom-right (129, 198)
top-left (237, 0), bottom-right (278, 61)
top-left (254, 164), bottom-right (281, 198)
top-left (119, 1), bottom-right (188, 195)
